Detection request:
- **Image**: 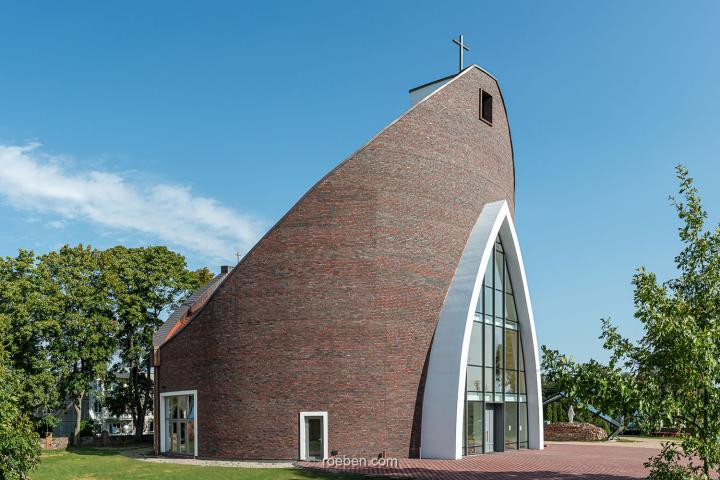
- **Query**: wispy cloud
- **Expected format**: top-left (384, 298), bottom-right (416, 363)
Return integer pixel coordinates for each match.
top-left (0, 143), bottom-right (266, 261)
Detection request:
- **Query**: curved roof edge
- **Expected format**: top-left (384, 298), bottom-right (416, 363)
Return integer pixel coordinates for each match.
top-left (155, 65), bottom-right (516, 351)
top-left (237, 64), bottom-right (514, 269)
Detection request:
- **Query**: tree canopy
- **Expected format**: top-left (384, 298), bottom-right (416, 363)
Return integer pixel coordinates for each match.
top-left (0, 241), bottom-right (213, 478)
top-left (102, 246), bottom-right (212, 438)
top-left (0, 337), bottom-right (40, 480)
top-left (0, 250), bottom-right (58, 420)
top-left (542, 166), bottom-right (720, 479)
top-left (38, 245), bottom-right (118, 445)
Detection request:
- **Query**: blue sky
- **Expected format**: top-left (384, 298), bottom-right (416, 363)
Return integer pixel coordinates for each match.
top-left (1, 1), bottom-right (719, 362)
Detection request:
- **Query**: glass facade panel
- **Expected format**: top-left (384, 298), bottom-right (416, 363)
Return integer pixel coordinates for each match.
top-left (506, 294), bottom-right (517, 322)
top-left (505, 403), bottom-right (518, 449)
top-left (484, 287), bottom-right (493, 317)
top-left (468, 326), bottom-right (483, 366)
top-left (484, 324), bottom-right (493, 366)
top-left (494, 326), bottom-right (503, 392)
top-left (494, 326), bottom-right (504, 367)
top-left (464, 235), bottom-right (529, 455)
top-left (519, 403), bottom-right (528, 444)
top-left (495, 289), bottom-right (504, 320)
top-left (485, 251), bottom-right (494, 287)
top-left (494, 250), bottom-right (504, 288)
top-left (467, 366), bottom-right (483, 392)
top-left (505, 369), bottom-right (518, 394)
top-left (505, 330), bottom-right (518, 371)
top-left (484, 367), bottom-right (494, 392)
top-left (518, 371), bottom-right (526, 394)
top-left (466, 401), bottom-right (483, 455)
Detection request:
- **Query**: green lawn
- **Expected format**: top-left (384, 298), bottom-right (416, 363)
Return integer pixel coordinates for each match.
top-left (32, 447), bottom-right (379, 480)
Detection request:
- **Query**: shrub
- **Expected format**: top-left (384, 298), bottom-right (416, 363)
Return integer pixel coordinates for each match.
top-left (0, 361), bottom-right (40, 480)
top-left (646, 444), bottom-right (705, 480)
top-left (78, 419), bottom-right (99, 437)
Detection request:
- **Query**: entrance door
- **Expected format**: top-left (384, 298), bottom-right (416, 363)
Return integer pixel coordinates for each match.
top-left (484, 406), bottom-right (494, 453)
top-left (162, 392), bottom-right (196, 456)
top-left (305, 416), bottom-right (324, 460)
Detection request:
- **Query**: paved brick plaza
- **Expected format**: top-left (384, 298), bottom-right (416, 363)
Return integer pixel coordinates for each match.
top-left (299, 443), bottom-right (657, 480)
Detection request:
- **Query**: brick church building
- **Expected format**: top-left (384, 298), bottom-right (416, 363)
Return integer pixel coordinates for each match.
top-left (153, 62), bottom-right (543, 460)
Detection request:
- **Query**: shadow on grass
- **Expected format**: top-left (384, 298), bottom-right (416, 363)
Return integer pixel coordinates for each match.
top-left (63, 447), bottom-right (118, 456)
top-left (63, 445), bottom-right (153, 458)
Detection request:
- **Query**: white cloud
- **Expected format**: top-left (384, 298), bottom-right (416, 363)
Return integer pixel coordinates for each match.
top-left (48, 220), bottom-right (65, 229)
top-left (0, 143), bottom-right (266, 261)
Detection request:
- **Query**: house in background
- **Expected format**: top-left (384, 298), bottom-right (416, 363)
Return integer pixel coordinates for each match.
top-left (52, 372), bottom-right (154, 438)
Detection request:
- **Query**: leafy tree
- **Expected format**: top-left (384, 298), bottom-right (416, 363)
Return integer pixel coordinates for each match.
top-left (0, 340), bottom-right (40, 479)
top-left (629, 166), bottom-right (720, 478)
top-left (543, 166), bottom-right (720, 479)
top-left (541, 345), bottom-right (639, 428)
top-left (101, 246), bottom-right (212, 439)
top-left (0, 250), bottom-right (58, 422)
top-left (38, 245), bottom-right (117, 445)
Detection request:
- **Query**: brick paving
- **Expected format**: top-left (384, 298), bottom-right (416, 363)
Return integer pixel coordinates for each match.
top-left (298, 443), bottom-right (658, 480)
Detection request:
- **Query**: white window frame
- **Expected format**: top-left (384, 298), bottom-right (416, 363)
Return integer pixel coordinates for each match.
top-left (299, 411), bottom-right (328, 461)
top-left (159, 390), bottom-right (198, 457)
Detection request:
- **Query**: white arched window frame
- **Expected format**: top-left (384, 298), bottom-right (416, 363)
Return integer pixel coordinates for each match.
top-left (420, 200), bottom-right (543, 459)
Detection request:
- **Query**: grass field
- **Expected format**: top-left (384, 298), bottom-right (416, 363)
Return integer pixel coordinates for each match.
top-left (32, 447), bottom-right (377, 480)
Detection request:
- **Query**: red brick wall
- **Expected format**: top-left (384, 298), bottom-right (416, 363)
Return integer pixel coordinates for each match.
top-left (157, 67), bottom-right (515, 460)
top-left (39, 436), bottom-right (69, 450)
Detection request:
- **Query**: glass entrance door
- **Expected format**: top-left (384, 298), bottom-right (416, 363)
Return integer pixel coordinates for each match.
top-left (164, 394), bottom-right (195, 455)
top-left (484, 405), bottom-right (494, 453)
top-left (305, 417), bottom-right (323, 460)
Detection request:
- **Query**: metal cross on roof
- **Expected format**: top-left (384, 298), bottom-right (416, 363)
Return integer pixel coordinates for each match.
top-left (452, 35), bottom-right (470, 72)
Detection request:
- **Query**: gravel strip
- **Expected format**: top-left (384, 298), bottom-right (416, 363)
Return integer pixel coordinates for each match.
top-left (139, 456), bottom-right (296, 468)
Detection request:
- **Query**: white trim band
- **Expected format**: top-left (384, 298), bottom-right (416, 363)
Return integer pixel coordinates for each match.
top-left (420, 200), bottom-right (543, 459)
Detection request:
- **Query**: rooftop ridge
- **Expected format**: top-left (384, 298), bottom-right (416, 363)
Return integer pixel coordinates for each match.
top-left (152, 270), bottom-right (231, 348)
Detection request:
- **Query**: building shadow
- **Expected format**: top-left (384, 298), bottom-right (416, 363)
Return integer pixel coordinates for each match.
top-left (61, 447), bottom-right (118, 456)
top-left (409, 340), bottom-right (433, 458)
top-left (61, 445), bottom-right (153, 458)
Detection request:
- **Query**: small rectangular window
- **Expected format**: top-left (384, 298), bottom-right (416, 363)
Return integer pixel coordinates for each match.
top-left (480, 89), bottom-right (493, 125)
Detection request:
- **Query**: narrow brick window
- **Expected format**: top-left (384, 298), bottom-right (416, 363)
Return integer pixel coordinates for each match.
top-left (480, 89), bottom-right (493, 125)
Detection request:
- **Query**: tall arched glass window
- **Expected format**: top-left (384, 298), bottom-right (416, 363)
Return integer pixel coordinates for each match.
top-left (464, 236), bottom-right (528, 455)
